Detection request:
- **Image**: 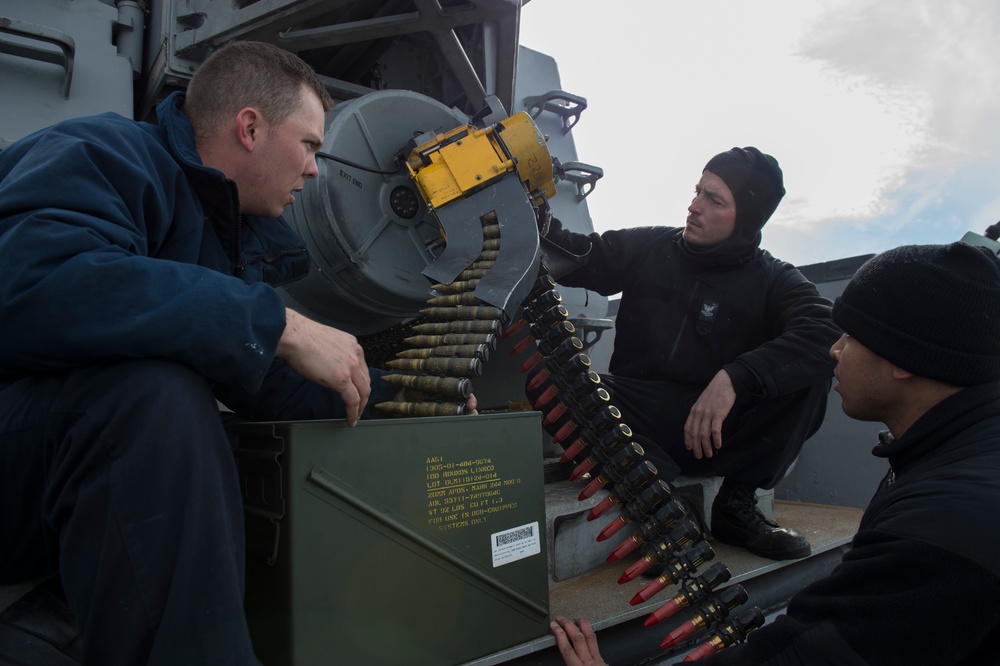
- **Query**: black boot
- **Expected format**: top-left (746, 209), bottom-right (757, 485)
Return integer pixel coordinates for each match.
top-left (711, 483), bottom-right (810, 560)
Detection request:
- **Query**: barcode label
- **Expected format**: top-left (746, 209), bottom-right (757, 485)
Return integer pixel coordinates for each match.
top-left (491, 521), bottom-right (541, 567)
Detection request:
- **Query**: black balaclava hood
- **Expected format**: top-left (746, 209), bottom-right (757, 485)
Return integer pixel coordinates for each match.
top-left (679, 147), bottom-right (785, 270)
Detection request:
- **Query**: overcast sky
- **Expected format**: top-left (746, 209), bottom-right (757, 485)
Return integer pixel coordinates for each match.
top-left (518, 0), bottom-right (1000, 267)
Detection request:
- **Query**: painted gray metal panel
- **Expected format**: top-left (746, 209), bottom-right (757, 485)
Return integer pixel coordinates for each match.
top-left (0, 0), bottom-right (134, 146)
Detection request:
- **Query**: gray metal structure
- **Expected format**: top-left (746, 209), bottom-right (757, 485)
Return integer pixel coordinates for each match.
top-left (3, 1), bottom-right (964, 664)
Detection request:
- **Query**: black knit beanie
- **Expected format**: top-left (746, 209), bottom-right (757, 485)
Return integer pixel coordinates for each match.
top-left (833, 242), bottom-right (1000, 386)
top-left (704, 147), bottom-right (786, 237)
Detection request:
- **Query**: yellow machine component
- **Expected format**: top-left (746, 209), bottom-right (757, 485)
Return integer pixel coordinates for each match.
top-left (405, 111), bottom-right (556, 215)
top-left (498, 111), bottom-right (557, 203)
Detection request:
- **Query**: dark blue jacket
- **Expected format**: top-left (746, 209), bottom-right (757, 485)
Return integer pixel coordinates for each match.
top-left (0, 92), bottom-right (395, 419)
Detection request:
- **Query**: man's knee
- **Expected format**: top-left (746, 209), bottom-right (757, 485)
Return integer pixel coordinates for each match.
top-left (39, 360), bottom-right (233, 492)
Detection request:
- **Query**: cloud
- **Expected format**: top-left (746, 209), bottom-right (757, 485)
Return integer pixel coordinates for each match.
top-left (519, 0), bottom-right (1000, 266)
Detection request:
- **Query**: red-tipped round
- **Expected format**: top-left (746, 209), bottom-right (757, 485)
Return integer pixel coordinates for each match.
top-left (552, 419), bottom-right (578, 444)
top-left (526, 367), bottom-right (552, 390)
top-left (534, 384), bottom-right (561, 408)
top-left (645, 599), bottom-right (683, 627)
top-left (501, 318), bottom-right (528, 339)
top-left (560, 438), bottom-right (589, 463)
top-left (631, 578), bottom-right (666, 605)
top-left (607, 536), bottom-right (641, 563)
top-left (660, 621), bottom-right (699, 650)
top-left (544, 401), bottom-right (569, 424)
top-left (511, 335), bottom-right (537, 355)
top-left (587, 495), bottom-right (616, 520)
top-left (569, 456), bottom-right (598, 480)
top-left (578, 476), bottom-right (605, 501)
top-left (683, 641), bottom-right (719, 662)
top-left (519, 353), bottom-right (544, 374)
top-left (597, 515), bottom-right (629, 542)
top-left (618, 555), bottom-right (652, 583)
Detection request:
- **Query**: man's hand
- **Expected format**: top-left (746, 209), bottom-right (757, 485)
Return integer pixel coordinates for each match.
top-left (276, 308), bottom-right (371, 426)
top-left (684, 369), bottom-right (736, 459)
top-left (550, 616), bottom-right (608, 666)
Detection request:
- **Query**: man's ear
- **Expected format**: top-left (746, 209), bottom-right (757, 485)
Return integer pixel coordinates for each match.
top-left (235, 107), bottom-right (262, 152)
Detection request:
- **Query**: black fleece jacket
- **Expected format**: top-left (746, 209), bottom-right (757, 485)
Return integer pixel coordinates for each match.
top-left (551, 225), bottom-right (838, 399)
top-left (702, 382), bottom-right (1000, 665)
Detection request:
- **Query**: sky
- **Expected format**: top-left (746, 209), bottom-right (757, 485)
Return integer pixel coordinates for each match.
top-left (518, 0), bottom-right (1000, 267)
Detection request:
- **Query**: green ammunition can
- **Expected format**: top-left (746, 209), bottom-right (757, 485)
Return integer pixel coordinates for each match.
top-left (237, 412), bottom-right (548, 665)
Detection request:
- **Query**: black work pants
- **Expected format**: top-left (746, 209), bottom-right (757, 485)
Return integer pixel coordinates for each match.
top-left (0, 360), bottom-right (260, 665)
top-left (588, 375), bottom-right (830, 490)
top-left (548, 375), bottom-right (830, 489)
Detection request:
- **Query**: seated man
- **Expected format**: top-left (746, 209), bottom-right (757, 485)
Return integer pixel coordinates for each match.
top-left (552, 241), bottom-right (1000, 665)
top-left (0, 41), bottom-right (472, 664)
top-left (543, 148), bottom-right (839, 559)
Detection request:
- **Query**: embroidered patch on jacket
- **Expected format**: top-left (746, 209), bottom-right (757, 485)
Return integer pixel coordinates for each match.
top-left (696, 299), bottom-right (719, 335)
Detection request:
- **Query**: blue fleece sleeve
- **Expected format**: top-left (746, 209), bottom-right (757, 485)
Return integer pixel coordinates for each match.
top-left (214, 364), bottom-right (399, 421)
top-left (0, 121), bottom-right (283, 392)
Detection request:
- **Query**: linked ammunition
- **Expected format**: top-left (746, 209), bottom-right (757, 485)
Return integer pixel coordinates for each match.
top-left (630, 541), bottom-right (716, 605)
top-left (410, 320), bottom-right (499, 335)
top-left (568, 422), bottom-right (634, 477)
top-left (561, 406), bottom-right (626, 476)
top-left (552, 388), bottom-right (612, 442)
top-left (644, 562), bottom-right (732, 627)
top-left (502, 302), bottom-right (567, 339)
top-left (525, 340), bottom-right (588, 388)
top-left (512, 319), bottom-right (576, 356)
top-left (403, 333), bottom-right (496, 350)
top-left (659, 585), bottom-right (749, 649)
top-left (385, 356), bottom-right (483, 377)
top-left (468, 260), bottom-right (495, 271)
top-left (578, 442), bottom-right (646, 500)
top-left (381, 374), bottom-right (471, 398)
top-left (587, 460), bottom-right (659, 520)
top-left (564, 419), bottom-right (630, 467)
top-left (452, 267), bottom-right (490, 281)
top-left (597, 479), bottom-right (674, 542)
top-left (419, 305), bottom-right (503, 320)
top-left (607, 501), bottom-right (692, 562)
top-left (541, 368), bottom-right (605, 417)
top-left (430, 279), bottom-right (481, 295)
top-left (425, 292), bottom-right (485, 307)
top-left (394, 343), bottom-right (490, 361)
top-left (608, 500), bottom-right (703, 564)
top-left (681, 607), bottom-right (765, 662)
top-left (374, 401), bottom-right (467, 417)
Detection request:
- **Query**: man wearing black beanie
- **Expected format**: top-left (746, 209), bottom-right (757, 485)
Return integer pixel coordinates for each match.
top-left (542, 148), bottom-right (840, 560)
top-left (552, 241), bottom-right (1000, 665)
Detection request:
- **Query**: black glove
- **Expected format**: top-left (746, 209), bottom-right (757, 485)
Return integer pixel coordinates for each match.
top-left (545, 217), bottom-right (593, 256)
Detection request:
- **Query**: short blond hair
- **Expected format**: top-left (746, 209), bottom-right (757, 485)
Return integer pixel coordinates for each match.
top-left (184, 41), bottom-right (332, 137)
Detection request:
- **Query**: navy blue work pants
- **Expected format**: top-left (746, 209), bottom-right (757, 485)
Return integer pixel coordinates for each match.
top-left (0, 360), bottom-right (260, 665)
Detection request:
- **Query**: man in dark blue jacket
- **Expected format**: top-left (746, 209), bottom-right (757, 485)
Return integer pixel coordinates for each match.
top-left (0, 41), bottom-right (426, 664)
top-left (543, 148), bottom-right (838, 560)
top-left (552, 242), bottom-right (1000, 665)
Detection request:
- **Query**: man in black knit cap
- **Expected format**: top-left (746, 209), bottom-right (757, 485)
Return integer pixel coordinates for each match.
top-left (552, 241), bottom-right (1000, 665)
top-left (543, 147), bottom-right (839, 560)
